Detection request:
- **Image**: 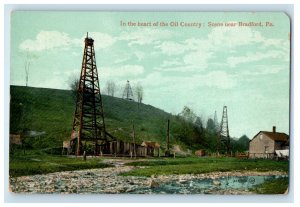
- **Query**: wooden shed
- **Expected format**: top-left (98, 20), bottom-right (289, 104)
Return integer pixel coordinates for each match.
top-left (10, 134), bottom-right (22, 145)
top-left (249, 126), bottom-right (289, 159)
top-left (141, 141), bottom-right (160, 157)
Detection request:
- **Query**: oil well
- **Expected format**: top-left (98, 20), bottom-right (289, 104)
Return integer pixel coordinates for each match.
top-left (218, 106), bottom-right (231, 154)
top-left (67, 34), bottom-right (160, 157)
top-left (66, 34), bottom-right (231, 157)
top-left (69, 33), bottom-right (115, 156)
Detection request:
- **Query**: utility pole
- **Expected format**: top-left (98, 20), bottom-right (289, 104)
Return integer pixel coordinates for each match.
top-left (132, 121), bottom-right (136, 158)
top-left (165, 119), bottom-right (170, 156)
top-left (167, 119), bottom-right (170, 150)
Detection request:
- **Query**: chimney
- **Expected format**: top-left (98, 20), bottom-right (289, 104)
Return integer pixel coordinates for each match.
top-left (273, 126), bottom-right (276, 133)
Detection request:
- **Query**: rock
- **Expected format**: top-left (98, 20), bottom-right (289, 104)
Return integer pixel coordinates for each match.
top-left (189, 181), bottom-right (194, 187)
top-left (149, 179), bottom-right (160, 188)
top-left (85, 172), bottom-right (95, 176)
top-left (213, 180), bottom-right (221, 186)
top-left (125, 187), bottom-right (135, 193)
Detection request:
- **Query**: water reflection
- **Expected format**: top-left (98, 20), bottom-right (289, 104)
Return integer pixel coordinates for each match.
top-left (131, 175), bottom-right (287, 194)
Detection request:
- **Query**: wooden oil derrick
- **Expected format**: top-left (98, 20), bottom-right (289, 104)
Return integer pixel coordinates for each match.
top-left (218, 106), bottom-right (230, 154)
top-left (122, 80), bottom-right (134, 101)
top-left (71, 33), bottom-right (112, 156)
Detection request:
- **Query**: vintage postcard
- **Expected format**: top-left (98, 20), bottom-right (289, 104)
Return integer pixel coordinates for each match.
top-left (9, 11), bottom-right (290, 194)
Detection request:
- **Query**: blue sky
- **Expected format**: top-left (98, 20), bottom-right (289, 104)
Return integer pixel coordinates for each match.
top-left (10, 12), bottom-right (290, 138)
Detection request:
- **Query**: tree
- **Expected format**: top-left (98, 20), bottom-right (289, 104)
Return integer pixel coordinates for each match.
top-left (23, 50), bottom-right (38, 87)
top-left (204, 118), bottom-right (219, 152)
top-left (179, 106), bottom-right (196, 123)
top-left (175, 106), bottom-right (200, 148)
top-left (236, 135), bottom-right (250, 152)
top-left (195, 116), bottom-right (203, 131)
top-left (193, 116), bottom-right (205, 146)
top-left (134, 82), bottom-right (144, 104)
top-left (68, 75), bottom-right (80, 102)
top-left (105, 80), bottom-right (116, 97)
top-left (10, 101), bottom-right (24, 133)
top-left (206, 118), bottom-right (216, 134)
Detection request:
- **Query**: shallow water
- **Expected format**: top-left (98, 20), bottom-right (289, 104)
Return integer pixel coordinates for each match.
top-left (131, 175), bottom-right (288, 194)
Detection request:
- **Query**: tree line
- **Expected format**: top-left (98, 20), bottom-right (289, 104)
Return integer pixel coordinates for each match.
top-left (69, 77), bottom-right (143, 103)
top-left (174, 106), bottom-right (250, 154)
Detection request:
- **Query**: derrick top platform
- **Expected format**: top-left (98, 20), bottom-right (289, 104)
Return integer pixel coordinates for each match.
top-left (85, 37), bottom-right (94, 46)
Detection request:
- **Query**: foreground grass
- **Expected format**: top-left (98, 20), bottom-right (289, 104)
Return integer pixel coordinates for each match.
top-left (121, 157), bottom-right (289, 177)
top-left (250, 177), bottom-right (289, 194)
top-left (10, 153), bottom-right (289, 178)
top-left (9, 152), bottom-right (111, 177)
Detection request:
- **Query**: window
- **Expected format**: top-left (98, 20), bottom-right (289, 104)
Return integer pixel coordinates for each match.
top-left (264, 146), bottom-right (269, 153)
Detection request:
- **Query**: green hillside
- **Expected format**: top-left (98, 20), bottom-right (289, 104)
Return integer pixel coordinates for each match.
top-left (10, 85), bottom-right (188, 151)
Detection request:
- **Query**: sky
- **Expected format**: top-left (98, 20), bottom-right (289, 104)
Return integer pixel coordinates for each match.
top-left (10, 12), bottom-right (290, 138)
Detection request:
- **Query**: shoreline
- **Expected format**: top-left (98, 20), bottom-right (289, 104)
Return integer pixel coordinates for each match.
top-left (9, 165), bottom-right (288, 194)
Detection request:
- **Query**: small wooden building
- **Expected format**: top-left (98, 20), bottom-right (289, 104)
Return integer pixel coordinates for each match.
top-left (10, 134), bottom-right (22, 145)
top-left (65, 137), bottom-right (160, 157)
top-left (195, 149), bottom-right (205, 157)
top-left (249, 126), bottom-right (289, 159)
top-left (141, 141), bottom-right (160, 157)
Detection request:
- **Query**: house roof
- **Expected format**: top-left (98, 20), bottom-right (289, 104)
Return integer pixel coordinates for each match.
top-left (251, 131), bottom-right (289, 142)
top-left (262, 131), bottom-right (289, 142)
top-left (141, 141), bottom-right (160, 148)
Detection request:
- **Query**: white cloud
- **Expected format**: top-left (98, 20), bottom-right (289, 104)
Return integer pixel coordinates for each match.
top-left (77, 32), bottom-right (117, 50)
top-left (156, 38), bottom-right (212, 57)
top-left (135, 72), bottom-right (164, 88)
top-left (160, 59), bottom-right (183, 68)
top-left (119, 28), bottom-right (172, 46)
top-left (53, 69), bottom-right (79, 80)
top-left (194, 71), bottom-right (237, 90)
top-left (155, 41), bottom-right (186, 56)
top-left (133, 51), bottom-right (145, 61)
top-left (155, 65), bottom-right (197, 72)
top-left (242, 65), bottom-right (287, 76)
top-left (135, 70), bottom-right (236, 91)
top-left (208, 24), bottom-right (264, 48)
top-left (263, 38), bottom-right (289, 48)
top-left (71, 51), bottom-right (81, 56)
top-left (184, 38), bottom-right (212, 51)
top-left (20, 31), bottom-right (117, 52)
top-left (155, 24), bottom-right (289, 72)
top-left (101, 65), bottom-right (144, 78)
top-left (19, 31), bottom-right (72, 52)
top-left (114, 57), bottom-right (130, 64)
top-left (156, 38), bottom-right (214, 72)
top-left (36, 76), bottom-right (68, 90)
top-left (227, 50), bottom-right (286, 67)
top-left (183, 50), bottom-right (212, 70)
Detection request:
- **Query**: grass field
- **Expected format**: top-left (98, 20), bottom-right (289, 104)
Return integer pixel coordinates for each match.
top-left (121, 157), bottom-right (289, 177)
top-left (9, 151), bottom-right (111, 177)
top-left (10, 152), bottom-right (289, 178)
top-left (250, 177), bottom-right (289, 194)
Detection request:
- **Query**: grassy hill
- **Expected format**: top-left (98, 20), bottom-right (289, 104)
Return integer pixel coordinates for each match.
top-left (10, 85), bottom-right (188, 151)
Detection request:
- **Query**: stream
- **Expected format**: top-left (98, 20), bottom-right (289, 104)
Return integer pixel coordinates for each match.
top-left (130, 175), bottom-right (288, 194)
top-left (10, 165), bottom-right (288, 194)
